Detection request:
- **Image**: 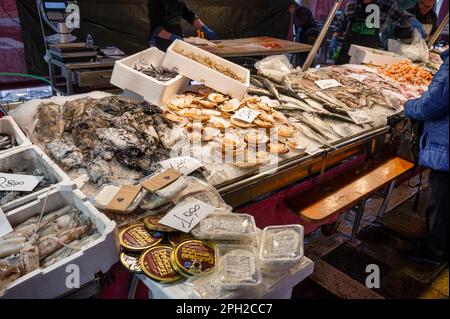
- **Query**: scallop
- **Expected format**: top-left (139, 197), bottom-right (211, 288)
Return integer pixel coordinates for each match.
top-left (219, 98), bottom-right (241, 112)
top-left (268, 142), bottom-right (289, 155)
top-left (208, 93), bottom-right (229, 103)
top-left (197, 99), bottom-right (217, 108)
top-left (230, 117), bottom-right (254, 128)
top-left (201, 109), bottom-right (222, 116)
top-left (202, 127), bottom-right (221, 142)
top-left (278, 125), bottom-right (295, 138)
top-left (287, 139), bottom-right (306, 151)
top-left (164, 111), bottom-right (186, 124)
top-left (179, 108), bottom-right (200, 117)
top-left (254, 119), bottom-right (274, 129)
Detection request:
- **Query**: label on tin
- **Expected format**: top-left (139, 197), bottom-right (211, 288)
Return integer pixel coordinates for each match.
top-left (141, 246), bottom-right (182, 282)
top-left (160, 199), bottom-right (214, 233)
top-left (120, 224), bottom-right (162, 251)
top-left (106, 184), bottom-right (142, 213)
top-left (173, 241), bottom-right (215, 276)
top-left (168, 232), bottom-right (194, 246)
top-left (142, 168), bottom-right (181, 192)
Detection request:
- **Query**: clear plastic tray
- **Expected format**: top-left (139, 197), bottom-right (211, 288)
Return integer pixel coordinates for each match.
top-left (90, 183), bottom-right (146, 213)
top-left (196, 213), bottom-right (257, 241)
top-left (215, 244), bottom-right (262, 290)
top-left (259, 224), bottom-right (304, 270)
top-left (139, 191), bottom-right (171, 210)
top-left (186, 272), bottom-right (235, 299)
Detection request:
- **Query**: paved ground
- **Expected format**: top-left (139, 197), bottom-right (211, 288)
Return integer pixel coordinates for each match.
top-left (293, 171), bottom-right (449, 299)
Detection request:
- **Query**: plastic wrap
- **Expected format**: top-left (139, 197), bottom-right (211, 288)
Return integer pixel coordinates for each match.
top-left (254, 55), bottom-right (295, 82)
top-left (259, 224), bottom-right (304, 271)
top-left (215, 244), bottom-right (262, 290)
top-left (388, 29), bottom-right (429, 62)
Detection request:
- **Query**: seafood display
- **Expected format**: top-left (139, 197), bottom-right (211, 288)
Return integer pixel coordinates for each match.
top-left (0, 134), bottom-right (16, 151)
top-left (0, 206), bottom-right (96, 292)
top-left (378, 60), bottom-right (433, 87)
top-left (173, 47), bottom-right (246, 83)
top-left (32, 96), bottom-right (176, 188)
top-left (133, 61), bottom-right (178, 82)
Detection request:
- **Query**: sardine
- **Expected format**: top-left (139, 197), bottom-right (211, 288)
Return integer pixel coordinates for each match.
top-left (262, 78), bottom-right (282, 101)
top-left (250, 76), bottom-right (264, 88)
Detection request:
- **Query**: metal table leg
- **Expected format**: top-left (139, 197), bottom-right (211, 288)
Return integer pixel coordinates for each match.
top-left (127, 274), bottom-right (139, 299)
top-left (351, 199), bottom-right (366, 243)
top-left (375, 181), bottom-right (395, 224)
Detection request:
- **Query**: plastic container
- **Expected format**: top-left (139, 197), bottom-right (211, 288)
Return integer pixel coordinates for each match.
top-left (186, 272), bottom-right (235, 299)
top-left (162, 40), bottom-right (250, 99)
top-left (1, 188), bottom-right (118, 299)
top-left (110, 47), bottom-right (190, 106)
top-left (196, 213), bottom-right (257, 241)
top-left (259, 224), bottom-right (304, 270)
top-left (0, 145), bottom-right (74, 213)
top-left (215, 244), bottom-right (262, 290)
top-left (0, 116), bottom-right (32, 156)
top-left (90, 183), bottom-right (146, 213)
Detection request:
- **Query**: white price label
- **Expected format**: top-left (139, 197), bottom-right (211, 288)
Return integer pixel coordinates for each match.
top-left (0, 173), bottom-right (43, 192)
top-left (314, 79), bottom-right (342, 90)
top-left (0, 207), bottom-right (13, 238)
top-left (349, 73), bottom-right (367, 82)
top-left (347, 110), bottom-right (373, 124)
top-left (159, 156), bottom-right (203, 175)
top-left (232, 107), bottom-right (260, 123)
top-left (159, 198), bottom-right (214, 233)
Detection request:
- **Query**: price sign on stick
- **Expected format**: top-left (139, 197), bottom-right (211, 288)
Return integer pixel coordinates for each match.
top-left (0, 207), bottom-right (13, 238)
top-left (314, 79), bottom-right (342, 90)
top-left (347, 110), bottom-right (373, 124)
top-left (0, 173), bottom-right (43, 192)
top-left (233, 107), bottom-right (260, 123)
top-left (160, 156), bottom-right (203, 175)
top-left (159, 198), bottom-right (215, 233)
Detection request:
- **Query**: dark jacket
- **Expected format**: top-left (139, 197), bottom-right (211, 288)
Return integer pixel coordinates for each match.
top-left (404, 50), bottom-right (449, 171)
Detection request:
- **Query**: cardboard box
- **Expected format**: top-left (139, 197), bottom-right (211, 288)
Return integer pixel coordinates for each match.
top-left (1, 188), bottom-right (118, 299)
top-left (162, 40), bottom-right (250, 99)
top-left (348, 44), bottom-right (407, 66)
top-left (110, 47), bottom-right (190, 106)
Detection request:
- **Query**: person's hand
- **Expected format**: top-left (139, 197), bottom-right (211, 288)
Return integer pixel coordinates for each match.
top-left (409, 18), bottom-right (426, 38)
top-left (201, 25), bottom-right (217, 40)
top-left (169, 33), bottom-right (182, 41)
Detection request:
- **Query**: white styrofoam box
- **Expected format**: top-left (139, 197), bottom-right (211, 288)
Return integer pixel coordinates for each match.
top-left (0, 116), bottom-right (32, 156)
top-left (1, 188), bottom-right (118, 299)
top-left (348, 44), bottom-right (408, 66)
top-left (0, 145), bottom-right (74, 213)
top-left (110, 47), bottom-right (190, 106)
top-left (162, 40), bottom-right (250, 99)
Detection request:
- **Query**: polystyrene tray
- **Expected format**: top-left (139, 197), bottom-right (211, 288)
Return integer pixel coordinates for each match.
top-left (1, 188), bottom-right (118, 299)
top-left (110, 47), bottom-right (190, 106)
top-left (0, 116), bottom-right (31, 156)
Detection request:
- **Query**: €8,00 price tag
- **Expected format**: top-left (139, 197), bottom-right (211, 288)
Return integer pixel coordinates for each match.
top-left (159, 198), bottom-right (215, 233)
top-left (0, 173), bottom-right (43, 192)
top-left (159, 156), bottom-right (203, 175)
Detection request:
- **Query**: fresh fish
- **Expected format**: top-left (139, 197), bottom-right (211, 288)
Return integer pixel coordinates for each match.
top-left (247, 87), bottom-right (273, 97)
top-left (250, 76), bottom-right (264, 88)
top-left (262, 78), bottom-right (282, 101)
top-left (289, 118), bottom-right (336, 149)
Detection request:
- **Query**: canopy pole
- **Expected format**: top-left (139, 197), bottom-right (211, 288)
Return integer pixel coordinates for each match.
top-left (302, 0), bottom-right (343, 71)
top-left (428, 13), bottom-right (449, 48)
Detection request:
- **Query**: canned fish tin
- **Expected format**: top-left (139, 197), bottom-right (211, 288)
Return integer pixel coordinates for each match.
top-left (120, 251), bottom-right (143, 273)
top-left (168, 232), bottom-right (194, 246)
top-left (143, 214), bottom-right (177, 233)
top-left (119, 223), bottom-right (163, 252)
top-left (172, 240), bottom-right (215, 277)
top-left (140, 245), bottom-right (183, 283)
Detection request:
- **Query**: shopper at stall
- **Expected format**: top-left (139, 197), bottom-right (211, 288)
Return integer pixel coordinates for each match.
top-left (407, 0), bottom-right (438, 39)
top-left (293, 5), bottom-right (320, 66)
top-left (148, 0), bottom-right (217, 51)
top-left (401, 49), bottom-right (449, 266)
top-left (332, 0), bottom-right (426, 65)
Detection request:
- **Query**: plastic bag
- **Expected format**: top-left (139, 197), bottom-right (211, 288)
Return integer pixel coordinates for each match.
top-left (388, 29), bottom-right (429, 62)
top-left (254, 55), bottom-right (294, 83)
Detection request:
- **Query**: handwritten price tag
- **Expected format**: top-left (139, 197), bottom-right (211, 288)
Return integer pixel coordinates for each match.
top-left (159, 156), bottom-right (203, 175)
top-left (232, 107), bottom-right (260, 123)
top-left (347, 110), bottom-right (373, 124)
top-left (0, 207), bottom-right (13, 238)
top-left (314, 79), bottom-right (342, 90)
top-left (159, 198), bottom-right (214, 233)
top-left (0, 173), bottom-right (43, 192)
top-left (349, 73), bottom-right (367, 82)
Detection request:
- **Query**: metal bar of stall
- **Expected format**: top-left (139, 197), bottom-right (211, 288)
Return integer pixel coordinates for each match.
top-left (302, 0), bottom-right (343, 71)
top-left (428, 13), bottom-right (449, 48)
